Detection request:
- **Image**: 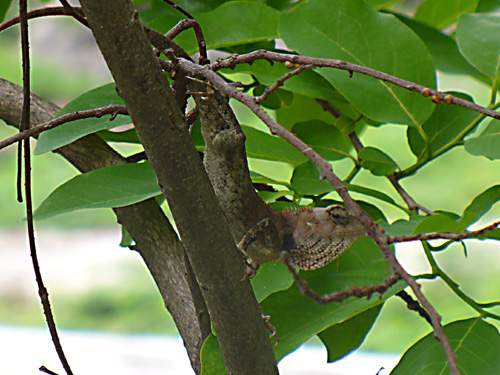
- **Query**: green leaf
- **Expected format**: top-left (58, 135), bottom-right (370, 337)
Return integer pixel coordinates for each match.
top-left (200, 335), bottom-right (226, 375)
top-left (262, 238), bottom-right (403, 359)
top-left (347, 184), bottom-right (406, 212)
top-left (34, 163), bottom-right (160, 220)
top-left (279, 0), bottom-right (436, 126)
top-left (195, 1), bottom-right (279, 49)
top-left (257, 190), bottom-right (292, 203)
top-left (457, 14), bottom-right (500, 80)
top-left (464, 119), bottom-right (500, 160)
top-left (251, 263), bottom-right (294, 302)
top-left (397, 16), bottom-right (486, 81)
top-left (460, 184), bottom-right (500, 226)
top-left (382, 214), bottom-right (427, 236)
top-left (319, 305), bottom-right (381, 363)
top-left (0, 0), bottom-right (12, 21)
top-left (414, 211), bottom-right (465, 234)
top-left (98, 129), bottom-right (141, 143)
top-left (292, 120), bottom-right (353, 160)
top-left (391, 318), bottom-right (500, 375)
top-left (415, 0), bottom-right (479, 29)
top-left (35, 83), bottom-right (131, 154)
top-left (359, 147), bottom-right (399, 176)
top-left (200, 239), bottom-right (404, 373)
top-left (223, 60), bottom-right (338, 101)
top-left (290, 161), bottom-right (405, 211)
top-left (365, 0), bottom-right (399, 9)
top-left (290, 161), bottom-right (333, 195)
top-left (477, 0), bottom-right (500, 13)
top-left (242, 125), bottom-right (306, 165)
top-left (119, 226), bottom-right (134, 248)
top-left (407, 92), bottom-right (479, 159)
top-left (250, 171), bottom-right (290, 188)
top-left (154, 1), bottom-right (280, 51)
top-left (479, 227), bottom-right (500, 240)
top-left (253, 86), bottom-right (293, 110)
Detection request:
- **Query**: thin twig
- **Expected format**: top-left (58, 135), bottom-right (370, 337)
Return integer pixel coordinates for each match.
top-left (388, 220), bottom-right (499, 243)
top-left (58, 0), bottom-right (88, 26)
top-left (347, 131), bottom-right (433, 215)
top-left (165, 19), bottom-right (208, 64)
top-left (19, 1), bottom-right (73, 374)
top-left (0, 105), bottom-right (128, 151)
top-left (163, 0), bottom-right (194, 19)
top-left (422, 242), bottom-right (500, 321)
top-left (0, 7), bottom-right (191, 63)
top-left (16, 144), bottom-right (23, 202)
top-left (126, 151), bottom-right (147, 162)
top-left (163, 0), bottom-right (208, 64)
top-left (0, 6), bottom-right (87, 32)
top-left (396, 291), bottom-right (432, 325)
top-left (176, 58), bottom-right (461, 375)
top-left (316, 99), bottom-right (342, 118)
top-left (211, 50), bottom-right (500, 121)
top-left (255, 64), bottom-right (312, 104)
top-left (284, 258), bottom-right (401, 304)
top-left (39, 366), bottom-right (60, 375)
top-left (388, 175), bottom-right (433, 215)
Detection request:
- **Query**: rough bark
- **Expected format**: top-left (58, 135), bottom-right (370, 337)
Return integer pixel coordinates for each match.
top-left (78, 1), bottom-right (278, 374)
top-left (195, 89), bottom-right (274, 239)
top-left (0, 78), bottom-right (210, 372)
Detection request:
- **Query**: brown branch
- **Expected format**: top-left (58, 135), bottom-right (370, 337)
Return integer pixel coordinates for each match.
top-left (188, 73), bottom-right (279, 258)
top-left (388, 220), bottom-right (500, 243)
top-left (211, 50), bottom-right (500, 121)
top-left (0, 7), bottom-right (191, 63)
top-left (316, 98), bottom-right (342, 118)
top-left (388, 175), bottom-right (433, 215)
top-left (165, 18), bottom-right (208, 64)
top-left (0, 7), bottom-right (81, 32)
top-left (396, 291), bottom-right (432, 325)
top-left (284, 257), bottom-right (401, 304)
top-left (255, 64), bottom-right (312, 104)
top-left (79, 1), bottom-right (278, 373)
top-left (39, 366), bottom-right (59, 375)
top-left (176, 58), bottom-right (460, 375)
top-left (0, 77), bottom-right (211, 373)
top-left (19, 1), bottom-right (73, 373)
top-left (58, 0), bottom-right (88, 26)
top-left (163, 0), bottom-right (194, 19)
top-left (0, 105), bottom-right (128, 151)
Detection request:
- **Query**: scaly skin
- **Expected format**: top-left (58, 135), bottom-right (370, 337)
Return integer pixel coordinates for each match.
top-left (239, 205), bottom-right (366, 272)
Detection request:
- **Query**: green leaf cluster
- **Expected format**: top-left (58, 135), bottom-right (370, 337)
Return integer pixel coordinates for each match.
top-left (23, 0), bottom-right (500, 373)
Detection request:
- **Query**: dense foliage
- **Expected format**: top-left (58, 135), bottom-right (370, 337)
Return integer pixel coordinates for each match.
top-left (1, 0), bottom-right (499, 374)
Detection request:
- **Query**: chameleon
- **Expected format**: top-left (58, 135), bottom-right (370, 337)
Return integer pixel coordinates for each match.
top-left (238, 205), bottom-right (366, 274)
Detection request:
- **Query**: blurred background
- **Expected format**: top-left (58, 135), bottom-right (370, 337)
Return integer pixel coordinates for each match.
top-left (0, 0), bottom-right (499, 373)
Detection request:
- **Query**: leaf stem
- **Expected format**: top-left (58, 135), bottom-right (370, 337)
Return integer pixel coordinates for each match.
top-left (422, 241), bottom-right (500, 321)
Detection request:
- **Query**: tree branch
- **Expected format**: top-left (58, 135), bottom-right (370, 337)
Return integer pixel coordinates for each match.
top-left (388, 221), bottom-right (499, 243)
top-left (0, 105), bottom-right (127, 151)
top-left (212, 50), bottom-right (500, 121)
top-left (78, 1), bottom-right (278, 373)
top-left (188, 76), bottom-right (279, 252)
top-left (255, 64), bottom-right (312, 104)
top-left (18, 0), bottom-right (74, 372)
top-left (285, 258), bottom-right (401, 304)
top-left (0, 78), bottom-right (210, 373)
top-left (396, 291), bottom-right (432, 325)
top-left (176, 58), bottom-right (460, 375)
